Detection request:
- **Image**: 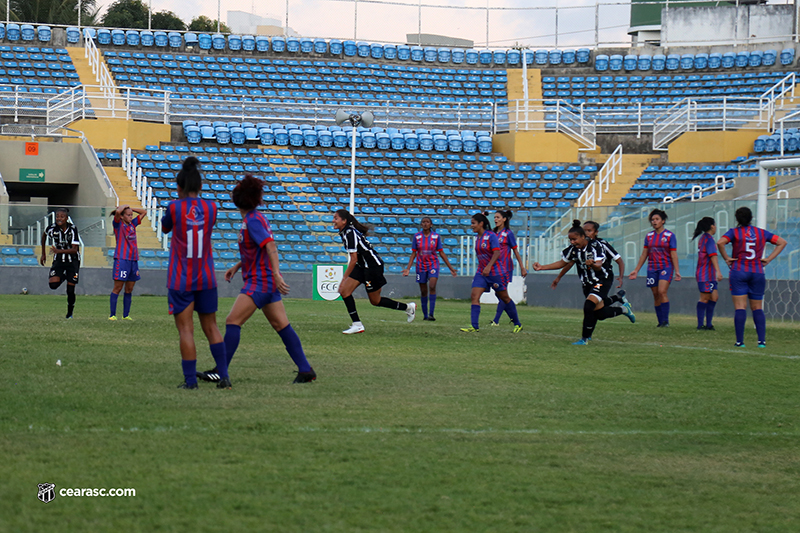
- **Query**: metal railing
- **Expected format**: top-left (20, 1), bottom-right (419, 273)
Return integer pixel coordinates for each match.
top-left (0, 123), bottom-right (86, 141)
top-left (663, 174), bottom-right (735, 203)
top-left (84, 31), bottom-right (116, 99)
top-left (495, 99), bottom-right (596, 150)
top-left (121, 139), bottom-right (167, 249)
top-left (577, 144), bottom-right (623, 207)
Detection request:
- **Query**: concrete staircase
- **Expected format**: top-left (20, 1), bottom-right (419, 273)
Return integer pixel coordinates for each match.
top-left (590, 154), bottom-right (655, 207)
top-left (506, 68), bottom-right (543, 130)
top-left (104, 167), bottom-right (162, 250)
top-left (66, 46), bottom-right (127, 118)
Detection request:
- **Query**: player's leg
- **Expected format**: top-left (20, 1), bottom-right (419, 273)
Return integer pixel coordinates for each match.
top-left (196, 289), bottom-right (228, 388)
top-left (749, 274), bottom-right (767, 347)
top-left (657, 279), bottom-right (671, 326)
top-left (593, 281), bottom-right (630, 323)
top-left (732, 294), bottom-right (748, 346)
top-left (462, 286), bottom-right (484, 331)
top-left (706, 287), bottom-right (718, 329)
top-left (65, 283), bottom-right (76, 319)
top-left (173, 301), bottom-right (198, 388)
top-left (262, 299), bottom-right (315, 382)
top-left (496, 289), bottom-right (521, 331)
top-left (418, 269), bottom-right (429, 319)
top-left (427, 277), bottom-right (439, 320)
top-left (577, 293), bottom-right (601, 344)
top-left (110, 278), bottom-right (124, 320)
top-left (223, 293), bottom-right (259, 367)
top-left (367, 269), bottom-right (414, 321)
top-left (647, 272), bottom-right (662, 325)
top-left (122, 280), bottom-right (136, 319)
top-left (367, 287), bottom-right (410, 312)
top-left (339, 275), bottom-right (365, 333)
top-left (697, 285), bottom-right (711, 329)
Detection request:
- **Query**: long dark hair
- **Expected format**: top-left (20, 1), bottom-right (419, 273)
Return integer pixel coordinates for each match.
top-left (735, 206), bottom-right (753, 227)
top-left (177, 156), bottom-right (202, 193)
top-left (568, 219), bottom-right (586, 237)
top-left (493, 209), bottom-right (512, 232)
top-left (472, 213), bottom-right (491, 231)
top-left (335, 209), bottom-right (371, 235)
top-left (649, 208), bottom-right (668, 222)
top-left (692, 216), bottom-right (715, 240)
top-left (232, 174), bottom-right (264, 211)
top-left (583, 220), bottom-right (600, 233)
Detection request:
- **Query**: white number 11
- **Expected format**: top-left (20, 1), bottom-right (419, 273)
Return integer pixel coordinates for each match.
top-left (187, 229), bottom-right (204, 259)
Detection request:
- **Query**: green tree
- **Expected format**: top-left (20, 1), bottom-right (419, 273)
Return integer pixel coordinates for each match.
top-left (101, 0), bottom-right (148, 28)
top-left (151, 11), bottom-right (186, 31)
top-left (188, 15), bottom-right (230, 34)
top-left (1, 0), bottom-right (99, 26)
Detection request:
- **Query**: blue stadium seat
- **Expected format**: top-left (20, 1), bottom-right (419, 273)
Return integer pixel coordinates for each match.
top-left (609, 54), bottom-right (623, 71)
top-left (168, 32), bottom-right (182, 48)
top-left (126, 30), bottom-right (140, 46)
top-left (576, 48), bottom-right (590, 63)
top-left (595, 54), bottom-right (608, 71)
top-left (140, 30), bottom-right (154, 46)
top-left (694, 53), bottom-right (708, 69)
top-left (652, 54), bottom-right (665, 71)
top-left (228, 34), bottom-right (242, 51)
top-left (465, 49), bottom-right (478, 64)
top-left (780, 48), bottom-right (795, 66)
top-left (708, 53), bottom-right (722, 69)
top-left (255, 35), bottom-right (270, 52)
top-left (21, 24), bottom-right (35, 41)
top-left (272, 36), bottom-right (285, 52)
top-left (155, 31), bottom-right (168, 47)
top-left (6, 23), bottom-right (20, 41)
top-left (37, 25), bottom-right (52, 43)
top-left (624, 54), bottom-right (637, 71)
top-left (330, 39), bottom-right (343, 55)
top-left (666, 54), bottom-right (680, 70)
top-left (111, 29), bottom-right (125, 45)
top-left (680, 54), bottom-right (693, 69)
top-left (383, 44), bottom-right (397, 59)
top-left (66, 26), bottom-right (80, 44)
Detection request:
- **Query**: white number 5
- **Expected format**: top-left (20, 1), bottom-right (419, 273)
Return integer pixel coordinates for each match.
top-left (744, 241), bottom-right (756, 260)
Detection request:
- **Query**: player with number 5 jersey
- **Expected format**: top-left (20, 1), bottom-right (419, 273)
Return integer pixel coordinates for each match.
top-left (161, 157), bottom-right (229, 390)
top-left (717, 207), bottom-right (787, 348)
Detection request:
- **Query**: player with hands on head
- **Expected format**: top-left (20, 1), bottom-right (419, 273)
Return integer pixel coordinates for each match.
top-left (197, 174), bottom-right (316, 384)
top-left (401, 216), bottom-right (457, 321)
top-left (716, 207), bottom-right (787, 348)
top-left (108, 204), bottom-right (146, 321)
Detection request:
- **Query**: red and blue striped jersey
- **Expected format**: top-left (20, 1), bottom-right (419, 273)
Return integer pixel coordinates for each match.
top-left (695, 233), bottom-right (718, 282)
top-left (162, 198), bottom-right (218, 291)
top-left (723, 226), bottom-right (779, 274)
top-left (496, 228), bottom-right (518, 273)
top-left (476, 230), bottom-right (504, 276)
top-left (644, 229), bottom-right (676, 271)
top-left (112, 216), bottom-right (141, 261)
top-left (412, 231), bottom-right (442, 272)
top-left (239, 210), bottom-right (276, 293)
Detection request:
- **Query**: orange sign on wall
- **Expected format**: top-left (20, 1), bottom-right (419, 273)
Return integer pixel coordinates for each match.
top-left (25, 142), bottom-right (39, 156)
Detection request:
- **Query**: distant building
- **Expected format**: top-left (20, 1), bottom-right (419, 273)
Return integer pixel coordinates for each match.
top-left (406, 33), bottom-right (473, 48)
top-left (227, 10), bottom-right (299, 36)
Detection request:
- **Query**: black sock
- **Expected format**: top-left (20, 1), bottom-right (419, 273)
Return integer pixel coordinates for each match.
top-left (595, 306), bottom-right (623, 321)
top-left (66, 284), bottom-right (76, 316)
top-left (343, 295), bottom-right (360, 323)
top-left (582, 299), bottom-right (597, 339)
top-left (378, 297), bottom-right (407, 311)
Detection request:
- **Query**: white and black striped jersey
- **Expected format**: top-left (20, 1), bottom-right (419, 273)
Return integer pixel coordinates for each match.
top-left (562, 240), bottom-right (607, 286)
top-left (44, 222), bottom-right (81, 263)
top-left (594, 237), bottom-right (621, 280)
top-left (340, 225), bottom-right (383, 269)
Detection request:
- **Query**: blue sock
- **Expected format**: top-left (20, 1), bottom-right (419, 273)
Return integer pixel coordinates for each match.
top-left (655, 304), bottom-right (663, 324)
top-left (181, 359), bottom-right (197, 386)
top-left (109, 293), bottom-right (118, 317)
top-left (662, 302), bottom-right (670, 324)
top-left (504, 300), bottom-right (521, 326)
top-left (470, 304), bottom-right (480, 329)
top-left (278, 324), bottom-right (312, 373)
top-left (123, 292), bottom-right (132, 317)
top-left (696, 301), bottom-right (707, 328)
top-left (734, 309), bottom-right (747, 344)
top-left (429, 294), bottom-right (437, 317)
top-left (753, 309), bottom-right (766, 343)
top-left (421, 295), bottom-right (429, 318)
top-left (209, 342), bottom-right (228, 379)
top-left (224, 324), bottom-right (241, 366)
top-left (706, 301), bottom-right (716, 327)
top-left (493, 300), bottom-right (506, 323)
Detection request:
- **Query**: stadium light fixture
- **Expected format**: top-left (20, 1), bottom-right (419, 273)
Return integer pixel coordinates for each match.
top-left (335, 109), bottom-right (374, 214)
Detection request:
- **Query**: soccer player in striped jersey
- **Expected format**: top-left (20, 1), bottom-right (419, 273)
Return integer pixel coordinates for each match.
top-left (40, 207), bottom-right (80, 319)
top-left (460, 213), bottom-right (522, 333)
top-left (161, 157), bottom-right (229, 390)
top-left (717, 207), bottom-right (787, 348)
top-left (108, 204), bottom-right (146, 321)
top-left (692, 217), bottom-right (723, 331)
top-left (534, 220), bottom-right (635, 345)
top-left (334, 209), bottom-right (416, 334)
top-left (401, 216), bottom-right (457, 321)
top-left (197, 175), bottom-right (315, 384)
top-left (489, 210), bottom-right (527, 327)
top-left (629, 209), bottom-right (681, 327)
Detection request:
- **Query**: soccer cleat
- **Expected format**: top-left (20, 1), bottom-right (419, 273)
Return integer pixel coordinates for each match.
top-left (572, 338), bottom-right (590, 345)
top-left (617, 289), bottom-right (629, 305)
top-left (65, 314), bottom-right (73, 319)
top-left (122, 316), bottom-right (133, 321)
top-left (177, 381), bottom-right (198, 389)
top-left (406, 302), bottom-right (416, 323)
top-left (734, 342), bottom-right (746, 348)
top-left (622, 302), bottom-right (636, 323)
top-left (423, 316), bottom-right (436, 321)
top-left (293, 369), bottom-right (317, 383)
top-left (705, 325), bottom-right (715, 331)
top-left (217, 377), bottom-right (232, 390)
top-left (197, 368), bottom-right (221, 383)
top-left (342, 322), bottom-right (365, 335)
top-left (657, 323), bottom-right (669, 328)
top-left (512, 324), bottom-right (523, 333)
top-left (489, 321), bottom-right (500, 327)
top-left (108, 316), bottom-right (117, 321)
top-left (460, 327), bottom-right (479, 332)
top-left (758, 342), bottom-right (766, 348)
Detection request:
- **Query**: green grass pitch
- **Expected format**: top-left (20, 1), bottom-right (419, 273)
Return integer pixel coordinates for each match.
top-left (1, 294), bottom-right (799, 532)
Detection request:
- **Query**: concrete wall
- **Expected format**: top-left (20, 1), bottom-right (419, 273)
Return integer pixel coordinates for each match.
top-left (70, 119), bottom-right (171, 151)
top-left (3, 267), bottom-right (799, 320)
top-left (493, 132), bottom-right (581, 163)
top-left (668, 130), bottom-right (768, 164)
top-left (662, 5), bottom-right (795, 47)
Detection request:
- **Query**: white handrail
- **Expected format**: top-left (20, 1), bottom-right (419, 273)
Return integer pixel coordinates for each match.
top-left (123, 139), bottom-right (168, 250)
top-left (577, 144), bottom-right (622, 207)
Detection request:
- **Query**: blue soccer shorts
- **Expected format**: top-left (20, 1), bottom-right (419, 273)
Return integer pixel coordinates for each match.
top-left (113, 258), bottom-right (140, 282)
top-left (646, 267), bottom-right (673, 287)
top-left (729, 270), bottom-right (766, 300)
top-left (168, 287), bottom-right (218, 315)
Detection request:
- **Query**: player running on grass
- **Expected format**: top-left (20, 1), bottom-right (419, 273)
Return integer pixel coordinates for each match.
top-left (334, 209), bottom-right (416, 334)
top-left (161, 157), bottom-right (229, 390)
top-left (489, 210), bottom-right (528, 327)
top-left (401, 216), bottom-right (457, 321)
top-left (40, 207), bottom-right (80, 319)
top-left (460, 213), bottom-right (522, 333)
top-left (692, 217), bottom-right (724, 331)
top-left (197, 175), bottom-right (316, 384)
top-left (716, 207), bottom-right (787, 348)
top-left (108, 204), bottom-right (146, 321)
top-left (534, 220), bottom-right (635, 345)
top-left (629, 208), bottom-right (681, 327)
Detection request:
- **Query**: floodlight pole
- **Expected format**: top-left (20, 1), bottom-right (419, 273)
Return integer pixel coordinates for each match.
top-left (148, 0), bottom-right (152, 31)
top-left (349, 121), bottom-right (358, 214)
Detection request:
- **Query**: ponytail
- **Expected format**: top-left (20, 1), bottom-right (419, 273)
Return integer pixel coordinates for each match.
top-left (692, 216), bottom-right (715, 240)
top-left (334, 208), bottom-right (371, 235)
top-left (472, 212), bottom-right (491, 231)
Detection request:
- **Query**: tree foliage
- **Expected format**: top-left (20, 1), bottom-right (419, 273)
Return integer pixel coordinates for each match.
top-left (188, 15), bottom-right (230, 34)
top-left (1, 0), bottom-right (99, 26)
top-left (101, 0), bottom-right (148, 28)
top-left (151, 11), bottom-right (186, 31)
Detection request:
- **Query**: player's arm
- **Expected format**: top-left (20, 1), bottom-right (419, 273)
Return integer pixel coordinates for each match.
top-left (710, 254), bottom-right (723, 282)
top-left (131, 206), bottom-right (147, 221)
top-left (512, 247), bottom-right (527, 277)
top-left (225, 261), bottom-right (242, 282)
top-left (762, 236), bottom-right (788, 267)
top-left (438, 249), bottom-right (458, 276)
top-left (402, 250), bottom-right (417, 277)
top-left (482, 248), bottom-right (501, 275)
top-left (629, 247), bottom-right (648, 280)
top-left (552, 262), bottom-right (573, 287)
top-left (161, 209), bottom-right (173, 233)
top-left (112, 205), bottom-right (127, 222)
top-left (265, 240), bottom-right (289, 294)
top-left (716, 235), bottom-right (733, 266)
top-left (669, 249), bottom-right (681, 281)
top-left (39, 231), bottom-right (48, 266)
top-left (533, 258), bottom-right (570, 271)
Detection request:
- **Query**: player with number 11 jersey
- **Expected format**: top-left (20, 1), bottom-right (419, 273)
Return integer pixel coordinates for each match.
top-left (163, 198), bottom-right (217, 292)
